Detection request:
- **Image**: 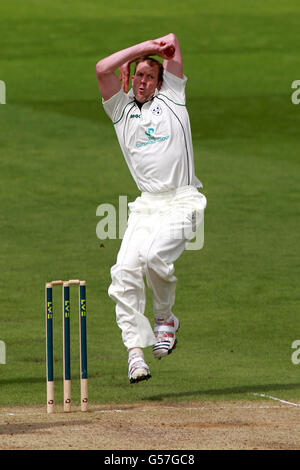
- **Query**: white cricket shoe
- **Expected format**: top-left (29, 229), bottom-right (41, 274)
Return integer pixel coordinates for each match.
top-left (128, 355), bottom-right (151, 384)
top-left (153, 314), bottom-right (180, 359)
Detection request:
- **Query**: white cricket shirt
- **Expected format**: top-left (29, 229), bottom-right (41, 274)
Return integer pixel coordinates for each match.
top-left (102, 69), bottom-right (202, 193)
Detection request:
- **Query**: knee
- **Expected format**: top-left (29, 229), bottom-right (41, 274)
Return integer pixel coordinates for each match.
top-left (138, 248), bottom-right (155, 273)
top-left (138, 248), bottom-right (174, 280)
top-left (108, 264), bottom-right (143, 299)
top-left (108, 264), bottom-right (124, 299)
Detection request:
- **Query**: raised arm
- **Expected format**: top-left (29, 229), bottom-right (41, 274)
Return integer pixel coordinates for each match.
top-left (157, 33), bottom-right (183, 79)
top-left (96, 35), bottom-right (180, 101)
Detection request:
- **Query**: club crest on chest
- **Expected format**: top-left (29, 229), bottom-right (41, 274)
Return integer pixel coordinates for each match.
top-left (151, 104), bottom-right (162, 116)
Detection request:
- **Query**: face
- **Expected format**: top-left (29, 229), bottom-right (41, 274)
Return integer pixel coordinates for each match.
top-left (132, 61), bottom-right (162, 103)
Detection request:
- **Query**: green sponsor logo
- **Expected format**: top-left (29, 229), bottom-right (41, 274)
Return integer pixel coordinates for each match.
top-left (136, 128), bottom-right (170, 148)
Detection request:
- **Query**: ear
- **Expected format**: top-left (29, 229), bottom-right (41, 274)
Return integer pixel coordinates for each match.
top-left (157, 80), bottom-right (162, 90)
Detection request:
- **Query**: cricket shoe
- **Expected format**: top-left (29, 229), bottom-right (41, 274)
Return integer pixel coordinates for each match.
top-left (128, 355), bottom-right (151, 384)
top-left (153, 314), bottom-right (180, 359)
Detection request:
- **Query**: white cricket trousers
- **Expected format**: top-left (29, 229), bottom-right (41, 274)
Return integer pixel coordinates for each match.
top-left (108, 185), bottom-right (207, 350)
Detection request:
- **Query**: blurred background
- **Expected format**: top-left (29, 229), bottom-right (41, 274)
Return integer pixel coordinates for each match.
top-left (0, 0), bottom-right (299, 407)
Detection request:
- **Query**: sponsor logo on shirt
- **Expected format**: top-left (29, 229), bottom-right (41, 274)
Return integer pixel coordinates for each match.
top-left (136, 128), bottom-right (170, 148)
top-left (145, 128), bottom-right (156, 140)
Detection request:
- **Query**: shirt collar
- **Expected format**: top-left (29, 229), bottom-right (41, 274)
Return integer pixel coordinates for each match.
top-left (128, 88), bottom-right (159, 102)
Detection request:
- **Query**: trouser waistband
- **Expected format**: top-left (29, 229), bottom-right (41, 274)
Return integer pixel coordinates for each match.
top-left (141, 185), bottom-right (196, 200)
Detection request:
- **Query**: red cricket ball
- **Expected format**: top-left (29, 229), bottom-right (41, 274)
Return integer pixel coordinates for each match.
top-left (165, 46), bottom-right (175, 58)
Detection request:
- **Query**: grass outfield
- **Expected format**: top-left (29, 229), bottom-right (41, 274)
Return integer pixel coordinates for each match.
top-left (0, 0), bottom-right (299, 408)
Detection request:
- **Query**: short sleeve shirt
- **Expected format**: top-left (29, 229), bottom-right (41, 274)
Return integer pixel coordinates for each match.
top-left (102, 69), bottom-right (202, 193)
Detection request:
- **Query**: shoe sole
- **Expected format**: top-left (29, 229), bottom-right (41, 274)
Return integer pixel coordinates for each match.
top-left (130, 373), bottom-right (151, 384)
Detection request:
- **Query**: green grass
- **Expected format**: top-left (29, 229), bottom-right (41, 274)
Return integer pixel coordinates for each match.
top-left (0, 0), bottom-right (300, 408)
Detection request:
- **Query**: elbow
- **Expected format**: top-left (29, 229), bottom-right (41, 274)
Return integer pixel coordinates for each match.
top-left (168, 33), bottom-right (178, 44)
top-left (96, 60), bottom-right (107, 77)
top-left (95, 61), bottom-right (103, 77)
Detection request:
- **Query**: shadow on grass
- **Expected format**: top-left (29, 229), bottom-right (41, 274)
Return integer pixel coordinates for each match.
top-left (0, 377), bottom-right (44, 386)
top-left (144, 382), bottom-right (300, 402)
